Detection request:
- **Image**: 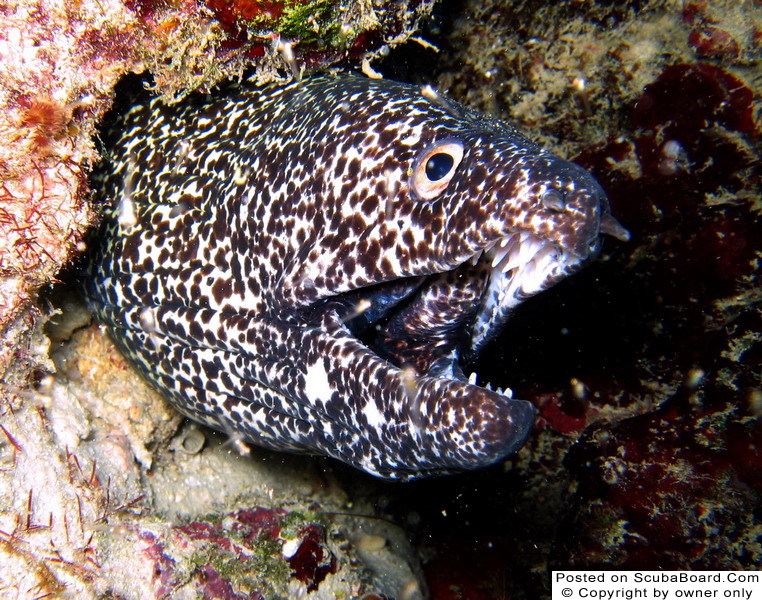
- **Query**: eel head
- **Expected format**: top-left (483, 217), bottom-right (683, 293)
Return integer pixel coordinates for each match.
top-left (268, 78), bottom-right (629, 477)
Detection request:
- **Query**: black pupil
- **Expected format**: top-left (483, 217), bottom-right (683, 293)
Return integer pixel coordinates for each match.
top-left (425, 152), bottom-right (454, 181)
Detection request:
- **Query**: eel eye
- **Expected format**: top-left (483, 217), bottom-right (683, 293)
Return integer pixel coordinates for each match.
top-left (425, 153), bottom-right (454, 181)
top-left (410, 139), bottom-right (464, 201)
top-left (541, 188), bottom-right (566, 212)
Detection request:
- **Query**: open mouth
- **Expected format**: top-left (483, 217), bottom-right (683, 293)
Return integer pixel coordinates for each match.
top-left (469, 230), bottom-right (592, 356)
top-left (333, 227), bottom-right (592, 389)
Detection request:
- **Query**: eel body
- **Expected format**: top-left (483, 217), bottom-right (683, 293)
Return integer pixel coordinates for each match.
top-left (84, 74), bottom-right (627, 479)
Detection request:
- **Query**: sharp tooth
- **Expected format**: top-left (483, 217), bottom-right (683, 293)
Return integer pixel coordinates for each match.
top-left (538, 244), bottom-right (556, 260)
top-left (533, 245), bottom-right (557, 270)
top-left (502, 235), bottom-right (520, 253)
top-left (518, 238), bottom-right (540, 265)
top-left (468, 372), bottom-right (478, 385)
top-left (500, 240), bottom-right (523, 268)
top-left (469, 249), bottom-right (483, 265)
top-left (501, 249), bottom-right (523, 273)
top-left (522, 260), bottom-right (537, 283)
top-left (491, 247), bottom-right (508, 268)
top-left (491, 234), bottom-right (554, 275)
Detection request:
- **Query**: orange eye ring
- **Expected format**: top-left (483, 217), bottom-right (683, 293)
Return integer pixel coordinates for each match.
top-left (409, 139), bottom-right (464, 201)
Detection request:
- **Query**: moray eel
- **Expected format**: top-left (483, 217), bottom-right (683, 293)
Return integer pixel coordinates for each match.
top-left (83, 74), bottom-right (628, 479)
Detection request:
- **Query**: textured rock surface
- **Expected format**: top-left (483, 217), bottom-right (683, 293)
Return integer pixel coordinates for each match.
top-left (1, 318), bottom-right (426, 598)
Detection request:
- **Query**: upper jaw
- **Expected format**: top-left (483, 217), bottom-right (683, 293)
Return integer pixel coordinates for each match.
top-left (482, 231), bottom-right (588, 292)
top-left (466, 228), bottom-right (597, 356)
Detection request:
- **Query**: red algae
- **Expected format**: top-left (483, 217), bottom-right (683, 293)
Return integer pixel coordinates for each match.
top-left (204, 0), bottom-right (287, 38)
top-left (682, 0), bottom-right (759, 63)
top-left (287, 523), bottom-right (338, 591)
top-left (536, 394), bottom-right (590, 435)
top-left (633, 63), bottom-right (756, 134)
top-left (136, 508), bottom-right (340, 596)
top-left (558, 394), bottom-right (761, 569)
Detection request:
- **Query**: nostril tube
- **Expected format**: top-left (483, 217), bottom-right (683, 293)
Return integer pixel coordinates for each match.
top-left (541, 188), bottom-right (566, 212)
top-left (600, 213), bottom-right (631, 241)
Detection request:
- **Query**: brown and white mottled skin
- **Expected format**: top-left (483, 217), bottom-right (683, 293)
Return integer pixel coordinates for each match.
top-left (83, 74), bottom-right (627, 479)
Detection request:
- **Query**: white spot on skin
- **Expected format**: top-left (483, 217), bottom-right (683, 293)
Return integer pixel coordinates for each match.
top-left (117, 195), bottom-right (136, 227)
top-left (304, 359), bottom-right (332, 403)
top-left (363, 401), bottom-right (385, 428)
top-left (117, 161), bottom-right (138, 228)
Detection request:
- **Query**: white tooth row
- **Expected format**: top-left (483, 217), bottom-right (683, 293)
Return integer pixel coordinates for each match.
top-left (467, 372), bottom-right (513, 397)
top-left (488, 232), bottom-right (554, 274)
top-left (504, 241), bottom-right (565, 295)
top-left (483, 379), bottom-right (513, 398)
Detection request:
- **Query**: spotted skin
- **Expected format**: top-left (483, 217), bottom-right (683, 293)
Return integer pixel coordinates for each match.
top-left (84, 74), bottom-right (625, 479)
